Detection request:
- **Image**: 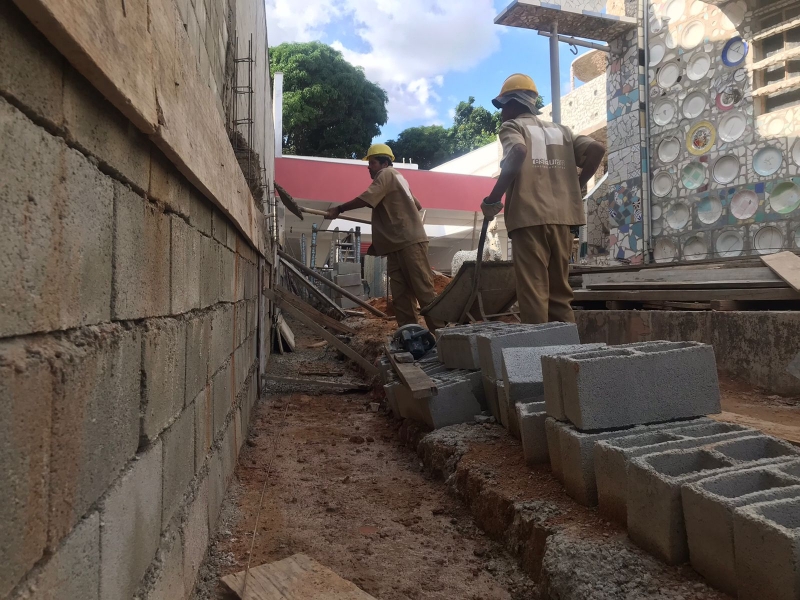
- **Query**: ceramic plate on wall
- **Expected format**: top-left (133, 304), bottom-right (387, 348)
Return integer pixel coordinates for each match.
top-left (683, 92), bottom-right (707, 119)
top-left (792, 140), bottom-right (800, 166)
top-left (716, 85), bottom-right (742, 111)
top-left (718, 111), bottom-right (746, 143)
top-left (681, 20), bottom-right (706, 50)
top-left (681, 162), bottom-right (706, 189)
top-left (683, 237), bottom-right (708, 260)
top-left (753, 146), bottom-right (783, 177)
top-left (754, 226), bottom-right (783, 255)
top-left (666, 202), bottom-right (691, 229)
top-left (768, 181), bottom-right (800, 214)
top-left (698, 196), bottom-right (723, 224)
top-left (665, 29), bottom-right (678, 49)
top-left (652, 220), bottom-right (664, 236)
top-left (652, 204), bottom-right (663, 220)
top-left (687, 52), bottom-right (712, 81)
top-left (650, 16), bottom-right (665, 34)
top-left (650, 40), bottom-right (667, 66)
top-left (654, 237), bottom-right (678, 262)
top-left (722, 37), bottom-right (748, 67)
top-left (723, 1), bottom-right (746, 27)
top-left (795, 228), bottom-right (800, 248)
top-left (730, 189), bottom-right (759, 220)
top-left (716, 230), bottom-right (744, 257)
top-left (653, 172), bottom-right (675, 197)
top-left (687, 121), bottom-right (716, 155)
top-left (664, 0), bottom-right (686, 21)
top-left (713, 155), bottom-right (740, 184)
top-left (658, 61), bottom-right (681, 88)
top-left (654, 99), bottom-right (677, 126)
top-left (658, 136), bottom-right (682, 163)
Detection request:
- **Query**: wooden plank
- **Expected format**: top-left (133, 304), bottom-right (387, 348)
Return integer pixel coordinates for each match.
top-left (222, 553), bottom-right (377, 599)
top-left (265, 376), bottom-right (370, 392)
top-left (384, 343), bottom-right (437, 400)
top-left (274, 286), bottom-right (355, 335)
top-left (762, 251), bottom-right (800, 293)
top-left (573, 287), bottom-right (800, 302)
top-left (640, 301), bottom-right (711, 311)
top-left (265, 289), bottom-right (378, 377)
top-left (582, 267), bottom-right (786, 290)
top-left (277, 315), bottom-right (296, 352)
top-left (280, 260), bottom-right (347, 319)
top-left (712, 412), bottom-right (800, 447)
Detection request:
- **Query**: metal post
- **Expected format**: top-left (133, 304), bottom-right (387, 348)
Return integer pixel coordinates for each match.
top-left (550, 20), bottom-right (562, 124)
top-left (301, 233), bottom-right (307, 267)
top-left (273, 73), bottom-right (284, 158)
top-left (471, 211), bottom-right (478, 250)
top-left (355, 227), bottom-right (361, 262)
top-left (310, 224), bottom-right (318, 268)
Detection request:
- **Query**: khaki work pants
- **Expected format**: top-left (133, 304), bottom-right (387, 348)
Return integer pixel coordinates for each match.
top-left (510, 224), bottom-right (575, 325)
top-left (387, 242), bottom-right (444, 332)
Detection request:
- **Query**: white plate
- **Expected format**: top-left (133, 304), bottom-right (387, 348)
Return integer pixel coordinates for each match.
top-left (753, 146), bottom-right (783, 177)
top-left (713, 155), bottom-right (740, 184)
top-left (654, 238), bottom-right (678, 263)
top-left (792, 140), bottom-right (800, 166)
top-left (652, 220), bottom-right (664, 236)
top-left (650, 41), bottom-right (667, 66)
top-left (665, 29), bottom-right (678, 49)
top-left (686, 52), bottom-right (712, 81)
top-left (683, 92), bottom-right (707, 119)
top-left (718, 111), bottom-right (747, 142)
top-left (754, 226), bottom-right (783, 255)
top-left (654, 99), bottom-right (677, 126)
top-left (768, 182), bottom-right (800, 214)
top-left (795, 228), bottom-right (800, 248)
top-left (652, 204), bottom-right (663, 220)
top-left (681, 20), bottom-right (706, 50)
top-left (658, 62), bottom-right (681, 88)
top-left (697, 196), bottom-right (723, 224)
top-left (658, 137), bottom-right (682, 163)
top-left (768, 117), bottom-right (786, 136)
top-left (666, 202), bottom-right (691, 229)
top-left (723, 1), bottom-right (746, 27)
top-left (716, 230), bottom-right (744, 258)
top-left (664, 0), bottom-right (686, 21)
top-left (653, 171), bottom-right (675, 197)
top-left (683, 237), bottom-right (708, 260)
top-left (650, 16), bottom-right (664, 34)
top-left (730, 189), bottom-right (759, 220)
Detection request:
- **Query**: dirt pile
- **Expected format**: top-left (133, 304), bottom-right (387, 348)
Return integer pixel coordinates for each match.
top-left (433, 273), bottom-right (452, 294)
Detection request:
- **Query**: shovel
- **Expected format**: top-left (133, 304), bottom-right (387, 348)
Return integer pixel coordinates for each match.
top-left (458, 215), bottom-right (491, 323)
top-left (275, 183), bottom-right (371, 225)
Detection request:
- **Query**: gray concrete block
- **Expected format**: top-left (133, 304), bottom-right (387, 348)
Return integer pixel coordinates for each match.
top-left (100, 441), bottom-right (163, 600)
top-left (594, 420), bottom-right (752, 524)
top-left (138, 525), bottom-right (184, 600)
top-left (183, 477), bottom-right (209, 594)
top-left (212, 362), bottom-right (232, 436)
top-left (334, 261), bottom-right (360, 275)
top-left (185, 312), bottom-right (211, 405)
top-left (162, 406), bottom-right (195, 528)
top-left (682, 463), bottom-right (800, 596)
top-left (496, 380), bottom-right (509, 429)
top-left (207, 446), bottom-right (225, 531)
top-left (193, 388), bottom-right (212, 473)
top-left (334, 273), bottom-right (361, 287)
top-left (427, 377), bottom-right (482, 429)
top-left (149, 150), bottom-right (190, 217)
top-left (170, 216), bottom-right (201, 315)
top-left (220, 247), bottom-right (236, 303)
top-left (199, 234), bottom-right (221, 309)
top-left (189, 189), bottom-right (212, 236)
top-left (518, 402), bottom-right (548, 465)
top-left (711, 434), bottom-right (800, 464)
top-left (142, 319), bottom-right (187, 442)
top-left (482, 375), bottom-right (501, 423)
top-left (113, 183), bottom-right (171, 319)
top-left (338, 296), bottom-right (364, 310)
top-left (49, 326), bottom-right (141, 547)
top-left (546, 417), bottom-right (565, 482)
top-left (211, 208), bottom-right (227, 245)
top-left (559, 342), bottom-right (720, 431)
top-left (210, 304), bottom-right (233, 375)
top-left (10, 512), bottom-right (100, 600)
top-left (0, 340), bottom-right (53, 597)
top-left (627, 448), bottom-right (736, 564)
top-left (436, 322), bottom-right (510, 370)
top-left (733, 495), bottom-right (800, 600)
top-left (0, 100), bottom-right (114, 337)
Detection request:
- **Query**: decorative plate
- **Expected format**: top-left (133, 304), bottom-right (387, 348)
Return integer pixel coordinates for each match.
top-left (681, 161), bottom-right (706, 189)
top-left (651, 204), bottom-right (663, 220)
top-left (718, 111), bottom-right (747, 142)
top-left (663, 0), bottom-right (686, 22)
top-left (686, 52), bottom-right (712, 81)
top-left (650, 40), bottom-right (667, 66)
top-left (658, 136), bottom-right (682, 163)
top-left (713, 155), bottom-right (740, 185)
top-left (654, 99), bottom-right (677, 126)
top-left (683, 237), bottom-right (708, 260)
top-left (795, 228), bottom-right (800, 248)
top-left (653, 172), bottom-right (675, 197)
top-left (733, 68), bottom-right (747, 82)
top-left (723, 1), bottom-right (747, 27)
top-left (722, 37), bottom-right (748, 67)
top-left (716, 85), bottom-right (742, 111)
top-left (654, 237), bottom-right (678, 263)
top-left (681, 20), bottom-right (706, 50)
top-left (753, 146), bottom-right (784, 177)
top-left (730, 190), bottom-right (759, 220)
top-left (697, 196), bottom-right (723, 224)
top-left (652, 220), bottom-right (664, 236)
top-left (767, 116), bottom-right (786, 136)
top-left (666, 202), bottom-right (691, 229)
top-left (754, 226), bottom-right (783, 255)
top-left (683, 92), bottom-right (708, 119)
top-left (792, 140), bottom-right (800, 166)
top-left (768, 181), bottom-right (800, 214)
top-left (716, 230), bottom-right (744, 258)
top-left (665, 29), bottom-right (678, 49)
top-left (687, 121), bottom-right (716, 155)
top-left (658, 61), bottom-right (681, 88)
top-left (650, 16), bottom-right (665, 34)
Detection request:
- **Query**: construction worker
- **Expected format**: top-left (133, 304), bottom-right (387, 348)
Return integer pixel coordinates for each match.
top-left (324, 144), bottom-right (444, 332)
top-left (482, 74), bottom-right (605, 324)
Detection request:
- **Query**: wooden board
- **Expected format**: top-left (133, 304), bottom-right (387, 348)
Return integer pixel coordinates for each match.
top-left (280, 260), bottom-right (347, 319)
top-left (582, 267), bottom-right (786, 290)
top-left (384, 343), bottom-right (437, 400)
top-left (573, 287), bottom-right (800, 303)
top-left (265, 376), bottom-right (370, 392)
top-left (274, 286), bottom-right (355, 335)
top-left (222, 553), bottom-right (377, 599)
top-left (762, 252), bottom-right (800, 292)
top-left (277, 316), bottom-right (296, 352)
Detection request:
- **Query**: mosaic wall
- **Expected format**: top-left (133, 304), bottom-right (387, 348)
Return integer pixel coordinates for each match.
top-left (648, 0), bottom-right (800, 262)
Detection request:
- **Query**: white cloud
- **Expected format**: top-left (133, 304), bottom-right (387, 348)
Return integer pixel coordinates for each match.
top-left (265, 0), bottom-right (341, 45)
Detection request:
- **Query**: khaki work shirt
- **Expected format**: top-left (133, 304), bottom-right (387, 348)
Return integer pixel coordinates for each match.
top-left (499, 114), bottom-right (595, 233)
top-left (358, 167), bottom-right (428, 256)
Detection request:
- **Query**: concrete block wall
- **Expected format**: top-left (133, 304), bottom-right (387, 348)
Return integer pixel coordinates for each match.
top-left (0, 4), bottom-right (264, 597)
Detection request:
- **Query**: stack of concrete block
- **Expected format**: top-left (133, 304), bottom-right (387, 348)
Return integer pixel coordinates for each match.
top-left (436, 322), bottom-right (511, 370)
top-left (332, 261), bottom-right (365, 309)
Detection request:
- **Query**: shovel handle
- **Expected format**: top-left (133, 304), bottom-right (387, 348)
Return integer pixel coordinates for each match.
top-left (300, 206), bottom-right (372, 226)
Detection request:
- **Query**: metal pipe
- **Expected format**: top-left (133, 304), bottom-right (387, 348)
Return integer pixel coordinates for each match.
top-left (537, 31), bottom-right (611, 53)
top-left (642, 0), bottom-right (653, 263)
top-left (272, 72), bottom-right (284, 158)
top-left (301, 233), bottom-right (307, 267)
top-left (550, 20), bottom-right (562, 124)
top-left (310, 223), bottom-right (318, 269)
top-left (355, 227), bottom-right (361, 262)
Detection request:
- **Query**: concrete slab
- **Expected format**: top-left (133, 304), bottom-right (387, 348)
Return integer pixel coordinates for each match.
top-left (518, 402), bottom-right (548, 465)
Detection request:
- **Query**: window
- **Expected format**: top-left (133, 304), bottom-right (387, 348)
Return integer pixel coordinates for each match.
top-left (753, 3), bottom-right (800, 114)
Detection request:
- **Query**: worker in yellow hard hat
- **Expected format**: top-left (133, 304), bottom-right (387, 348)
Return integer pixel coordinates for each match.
top-left (481, 73), bottom-right (606, 324)
top-left (325, 144), bottom-right (444, 331)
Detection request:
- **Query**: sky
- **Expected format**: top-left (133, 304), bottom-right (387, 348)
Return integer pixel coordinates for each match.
top-left (265, 0), bottom-right (590, 143)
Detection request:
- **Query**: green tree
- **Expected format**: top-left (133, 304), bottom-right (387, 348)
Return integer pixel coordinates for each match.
top-left (270, 42), bottom-right (388, 158)
top-left (451, 96), bottom-right (502, 154)
top-left (387, 126), bottom-right (454, 170)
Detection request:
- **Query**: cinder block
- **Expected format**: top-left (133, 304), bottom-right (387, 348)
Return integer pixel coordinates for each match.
top-left (220, 246), bottom-right (236, 303)
top-left (558, 342), bottom-right (720, 431)
top-left (0, 340), bottom-right (53, 597)
top-left (210, 304), bottom-right (234, 375)
top-left (595, 420), bottom-right (752, 524)
top-left (194, 388), bottom-right (213, 472)
top-left (711, 435), bottom-right (800, 464)
top-left (10, 512), bottom-right (100, 600)
top-left (63, 67), bottom-right (151, 192)
top-left (149, 150), bottom-right (190, 217)
top-left (162, 406), bottom-right (195, 528)
top-left (391, 371), bottom-right (482, 428)
top-left (334, 273), bottom-right (362, 287)
top-left (211, 208), bottom-right (227, 245)
top-left (0, 100), bottom-right (114, 338)
top-left (482, 375), bottom-right (501, 423)
top-left (436, 323), bottom-right (510, 370)
top-left (627, 448), bottom-right (735, 564)
top-left (142, 319), bottom-right (187, 441)
top-left (183, 477), bottom-right (209, 594)
top-left (212, 362), bottom-right (232, 436)
top-left (334, 261), bottom-right (360, 275)
top-left (496, 380), bottom-right (509, 429)
top-left (100, 441), bottom-right (163, 600)
top-left (185, 312), bottom-right (211, 405)
top-left (188, 189), bottom-right (212, 236)
top-left (139, 525), bottom-right (184, 600)
top-left (546, 417), bottom-right (565, 482)
top-left (518, 402), bottom-right (548, 465)
top-left (682, 463), bottom-right (800, 596)
top-left (207, 447), bottom-right (225, 531)
top-left (733, 496), bottom-right (800, 600)
top-left (113, 183), bottom-right (171, 319)
top-left (477, 322), bottom-right (581, 382)
top-left (337, 296), bottom-right (365, 310)
top-left (49, 326), bottom-right (141, 547)
top-left (199, 234), bottom-right (220, 308)
top-left (170, 216), bottom-right (201, 315)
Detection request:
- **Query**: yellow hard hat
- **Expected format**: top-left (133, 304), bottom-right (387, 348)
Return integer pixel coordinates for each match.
top-left (499, 73), bottom-right (538, 97)
top-left (363, 143), bottom-right (395, 162)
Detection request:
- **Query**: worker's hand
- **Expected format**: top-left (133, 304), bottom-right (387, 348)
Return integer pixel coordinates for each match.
top-left (324, 206), bottom-right (341, 221)
top-left (481, 198), bottom-right (503, 219)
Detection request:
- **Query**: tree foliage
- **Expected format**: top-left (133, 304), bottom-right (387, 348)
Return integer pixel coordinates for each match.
top-left (386, 126), bottom-right (453, 171)
top-left (270, 42), bottom-right (388, 159)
